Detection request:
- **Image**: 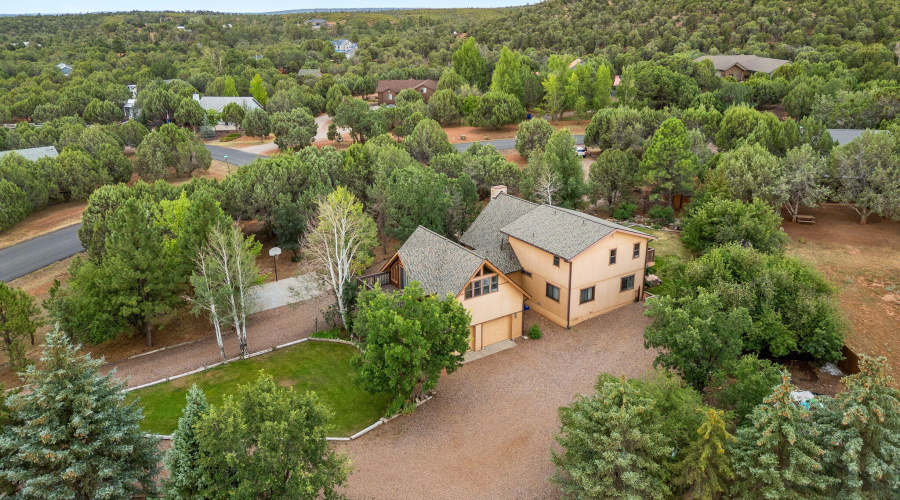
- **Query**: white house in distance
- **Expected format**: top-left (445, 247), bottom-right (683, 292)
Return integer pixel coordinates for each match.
top-left (57, 63), bottom-right (73, 77)
top-left (193, 94), bottom-right (263, 126)
top-left (331, 39), bottom-right (358, 59)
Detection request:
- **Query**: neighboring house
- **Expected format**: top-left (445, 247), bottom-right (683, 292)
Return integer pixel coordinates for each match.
top-left (331, 39), bottom-right (358, 59)
top-left (568, 58), bottom-right (583, 69)
top-left (123, 99), bottom-right (139, 119)
top-left (375, 79), bottom-right (438, 106)
top-left (378, 226), bottom-right (530, 353)
top-left (0, 146), bottom-right (59, 161)
top-left (57, 63), bottom-right (73, 77)
top-left (693, 54), bottom-right (789, 82)
top-left (192, 94), bottom-right (263, 117)
top-left (126, 84), bottom-right (138, 99)
top-left (297, 68), bottom-right (323, 78)
top-left (364, 189), bottom-right (656, 352)
top-left (826, 128), bottom-right (889, 146)
top-left (307, 18), bottom-right (326, 29)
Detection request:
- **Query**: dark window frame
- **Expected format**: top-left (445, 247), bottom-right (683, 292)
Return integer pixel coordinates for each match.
top-left (580, 286), bottom-right (595, 304)
top-left (633, 242), bottom-right (640, 259)
top-left (546, 283), bottom-right (560, 302)
top-left (609, 248), bottom-right (617, 265)
top-left (464, 273), bottom-right (500, 299)
top-left (620, 274), bottom-right (635, 292)
top-left (553, 255), bottom-right (560, 267)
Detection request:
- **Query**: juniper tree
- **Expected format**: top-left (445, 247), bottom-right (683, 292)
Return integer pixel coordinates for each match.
top-left (732, 375), bottom-right (837, 499)
top-left (551, 374), bottom-right (672, 499)
top-left (0, 282), bottom-right (42, 372)
top-left (164, 384), bottom-right (211, 500)
top-left (826, 356), bottom-right (900, 498)
top-left (0, 329), bottom-right (160, 499)
top-left (640, 117), bottom-right (699, 205)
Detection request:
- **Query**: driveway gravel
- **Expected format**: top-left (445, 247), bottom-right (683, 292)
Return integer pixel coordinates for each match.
top-left (338, 302), bottom-right (656, 500)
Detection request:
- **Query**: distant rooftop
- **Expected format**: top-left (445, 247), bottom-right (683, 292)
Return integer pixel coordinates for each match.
top-left (694, 54), bottom-right (789, 74)
top-left (826, 128), bottom-right (889, 146)
top-left (0, 146), bottom-right (59, 162)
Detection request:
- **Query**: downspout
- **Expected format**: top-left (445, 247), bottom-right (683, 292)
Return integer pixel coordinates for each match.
top-left (566, 259), bottom-right (572, 329)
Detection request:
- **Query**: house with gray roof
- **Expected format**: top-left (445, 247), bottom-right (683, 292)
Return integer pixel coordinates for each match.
top-left (694, 54), bottom-right (789, 81)
top-left (56, 62), bottom-right (73, 77)
top-left (368, 188), bottom-right (655, 352)
top-left (192, 94), bottom-right (263, 126)
top-left (331, 39), bottom-right (358, 59)
top-left (826, 128), bottom-right (889, 146)
top-left (0, 146), bottom-right (59, 162)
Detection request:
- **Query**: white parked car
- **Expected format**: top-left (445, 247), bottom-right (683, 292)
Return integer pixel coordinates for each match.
top-left (574, 146), bottom-right (587, 157)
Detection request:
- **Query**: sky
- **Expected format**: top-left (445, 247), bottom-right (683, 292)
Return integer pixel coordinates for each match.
top-left (1, 0), bottom-right (534, 15)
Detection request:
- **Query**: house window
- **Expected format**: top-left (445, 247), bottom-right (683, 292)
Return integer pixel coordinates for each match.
top-left (553, 255), bottom-right (560, 267)
top-left (420, 87), bottom-right (427, 93)
top-left (465, 275), bottom-right (499, 299)
top-left (546, 283), bottom-right (560, 302)
top-left (609, 249), bottom-right (617, 265)
top-left (633, 243), bottom-right (641, 259)
top-left (387, 93), bottom-right (393, 100)
top-left (580, 286), bottom-right (595, 304)
top-left (620, 275), bottom-right (635, 292)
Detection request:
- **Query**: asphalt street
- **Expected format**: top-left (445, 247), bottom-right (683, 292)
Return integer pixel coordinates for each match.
top-left (0, 223), bottom-right (84, 282)
top-left (205, 145), bottom-right (262, 166)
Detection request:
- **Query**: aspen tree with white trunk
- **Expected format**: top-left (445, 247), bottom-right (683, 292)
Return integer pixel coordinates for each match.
top-left (204, 224), bottom-right (262, 358)
top-left (303, 187), bottom-right (377, 334)
top-left (186, 252), bottom-right (228, 361)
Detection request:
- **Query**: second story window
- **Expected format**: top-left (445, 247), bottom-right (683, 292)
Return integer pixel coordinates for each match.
top-left (553, 255), bottom-right (560, 267)
top-left (464, 275), bottom-right (499, 299)
top-left (609, 248), bottom-right (617, 265)
top-left (633, 242), bottom-right (641, 259)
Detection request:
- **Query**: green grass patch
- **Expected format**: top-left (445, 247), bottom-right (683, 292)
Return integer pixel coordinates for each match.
top-left (219, 133), bottom-right (241, 142)
top-left (645, 228), bottom-right (692, 298)
top-left (126, 341), bottom-right (391, 437)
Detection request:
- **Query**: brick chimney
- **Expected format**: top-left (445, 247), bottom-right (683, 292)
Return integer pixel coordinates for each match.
top-left (490, 185), bottom-right (508, 199)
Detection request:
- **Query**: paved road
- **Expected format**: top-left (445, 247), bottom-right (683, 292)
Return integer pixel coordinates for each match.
top-left (0, 223), bottom-right (84, 282)
top-left (205, 145), bottom-right (262, 166)
top-left (454, 134), bottom-right (584, 153)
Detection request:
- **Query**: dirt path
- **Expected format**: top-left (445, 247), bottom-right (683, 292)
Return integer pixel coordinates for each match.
top-left (0, 201), bottom-right (86, 250)
top-left (338, 304), bottom-right (656, 499)
top-left (103, 295), bottom-right (333, 389)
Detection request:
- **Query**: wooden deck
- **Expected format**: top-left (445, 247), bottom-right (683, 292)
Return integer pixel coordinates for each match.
top-left (357, 271), bottom-right (399, 292)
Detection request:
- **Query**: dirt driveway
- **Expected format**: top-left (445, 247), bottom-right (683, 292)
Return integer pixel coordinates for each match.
top-left (339, 302), bottom-right (656, 499)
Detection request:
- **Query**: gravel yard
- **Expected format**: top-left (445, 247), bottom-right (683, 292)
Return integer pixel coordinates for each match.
top-left (339, 302), bottom-right (656, 500)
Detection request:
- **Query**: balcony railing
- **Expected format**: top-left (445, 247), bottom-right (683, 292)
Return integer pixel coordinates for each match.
top-left (645, 247), bottom-right (656, 266)
top-left (357, 271), bottom-right (391, 291)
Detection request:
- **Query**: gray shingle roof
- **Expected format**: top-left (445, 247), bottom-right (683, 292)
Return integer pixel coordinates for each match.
top-left (694, 55), bottom-right (789, 74)
top-left (460, 194), bottom-right (537, 274)
top-left (195, 96), bottom-right (262, 113)
top-left (500, 203), bottom-right (652, 261)
top-left (398, 226), bottom-right (485, 297)
top-left (826, 128), bottom-right (888, 146)
top-left (297, 69), bottom-right (322, 77)
top-left (0, 146), bottom-right (59, 162)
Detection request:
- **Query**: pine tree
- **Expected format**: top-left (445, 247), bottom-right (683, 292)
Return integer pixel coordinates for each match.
top-left (641, 117), bottom-right (699, 206)
top-left (675, 408), bottom-right (736, 500)
top-left (828, 356), bottom-right (900, 498)
top-left (552, 374), bottom-right (672, 499)
top-left (0, 329), bottom-right (160, 499)
top-left (732, 375), bottom-right (837, 499)
top-left (164, 384), bottom-right (211, 500)
top-left (544, 128), bottom-right (585, 208)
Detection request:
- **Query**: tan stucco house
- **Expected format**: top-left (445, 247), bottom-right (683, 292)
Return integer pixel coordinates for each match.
top-left (693, 55), bottom-right (789, 82)
top-left (362, 190), bottom-right (656, 353)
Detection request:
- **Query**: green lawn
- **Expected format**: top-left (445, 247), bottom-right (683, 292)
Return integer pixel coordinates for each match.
top-left (126, 341), bottom-right (391, 437)
top-left (645, 228), bottom-right (692, 298)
